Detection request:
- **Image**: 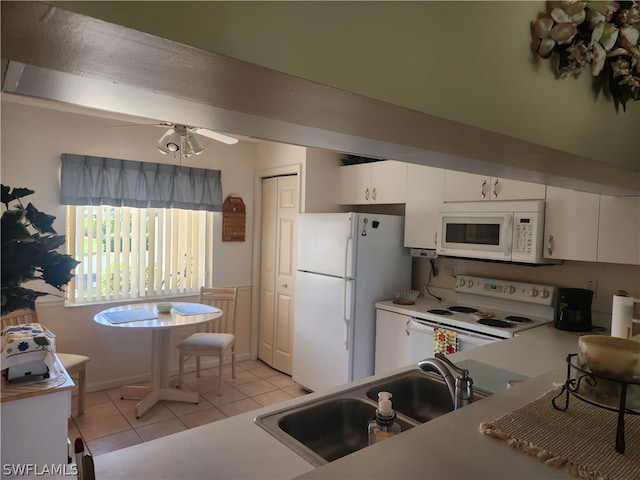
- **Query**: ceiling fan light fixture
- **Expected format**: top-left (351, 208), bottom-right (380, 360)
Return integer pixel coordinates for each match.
top-left (184, 134), bottom-right (204, 156)
top-left (157, 128), bottom-right (182, 154)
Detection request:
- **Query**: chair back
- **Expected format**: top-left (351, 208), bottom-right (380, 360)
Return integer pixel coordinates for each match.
top-left (199, 287), bottom-right (238, 335)
top-left (1, 309), bottom-right (38, 329)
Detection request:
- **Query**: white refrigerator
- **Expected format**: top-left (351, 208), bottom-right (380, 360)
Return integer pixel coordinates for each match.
top-left (293, 212), bottom-right (411, 392)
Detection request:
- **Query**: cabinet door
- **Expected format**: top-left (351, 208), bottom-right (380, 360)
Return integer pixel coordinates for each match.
top-left (375, 309), bottom-right (412, 375)
top-left (404, 164), bottom-right (444, 248)
top-left (544, 186), bottom-right (600, 262)
top-left (491, 178), bottom-right (546, 201)
top-left (444, 171), bottom-right (545, 202)
top-left (339, 163), bottom-right (372, 205)
top-left (371, 160), bottom-right (407, 204)
top-left (443, 171), bottom-right (491, 202)
top-left (597, 196), bottom-right (640, 265)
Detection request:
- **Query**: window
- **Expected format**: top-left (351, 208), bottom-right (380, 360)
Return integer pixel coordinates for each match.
top-left (66, 205), bottom-right (213, 304)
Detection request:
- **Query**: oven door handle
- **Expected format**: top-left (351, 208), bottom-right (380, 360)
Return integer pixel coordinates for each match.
top-left (410, 317), bottom-right (500, 342)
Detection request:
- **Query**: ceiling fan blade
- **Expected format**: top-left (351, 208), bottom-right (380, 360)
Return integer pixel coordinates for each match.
top-left (104, 122), bottom-right (171, 129)
top-left (193, 128), bottom-right (238, 145)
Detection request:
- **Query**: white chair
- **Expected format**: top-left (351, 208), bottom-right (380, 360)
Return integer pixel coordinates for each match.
top-left (1, 309), bottom-right (90, 414)
top-left (177, 287), bottom-right (238, 394)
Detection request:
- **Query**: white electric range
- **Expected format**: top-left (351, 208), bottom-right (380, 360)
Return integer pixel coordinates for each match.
top-left (401, 275), bottom-right (557, 362)
top-left (417, 275), bottom-right (556, 337)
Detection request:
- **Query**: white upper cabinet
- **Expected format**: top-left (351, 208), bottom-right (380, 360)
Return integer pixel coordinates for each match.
top-left (444, 171), bottom-right (546, 202)
top-left (597, 196), bottom-right (640, 265)
top-left (404, 164), bottom-right (444, 248)
top-left (544, 186), bottom-right (600, 262)
top-left (339, 160), bottom-right (407, 205)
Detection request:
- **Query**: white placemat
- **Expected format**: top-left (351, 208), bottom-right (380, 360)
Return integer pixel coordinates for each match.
top-left (103, 309), bottom-right (158, 324)
top-left (172, 304), bottom-right (219, 315)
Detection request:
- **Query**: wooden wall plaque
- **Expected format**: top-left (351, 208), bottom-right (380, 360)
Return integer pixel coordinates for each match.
top-left (222, 195), bottom-right (246, 242)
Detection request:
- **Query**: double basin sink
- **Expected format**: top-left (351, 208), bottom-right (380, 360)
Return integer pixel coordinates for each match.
top-left (254, 369), bottom-right (488, 467)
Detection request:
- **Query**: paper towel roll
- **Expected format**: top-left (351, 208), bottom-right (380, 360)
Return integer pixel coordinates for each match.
top-left (611, 293), bottom-right (634, 339)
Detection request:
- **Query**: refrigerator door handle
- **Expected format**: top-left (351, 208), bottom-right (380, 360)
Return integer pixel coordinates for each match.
top-left (345, 233), bottom-right (354, 279)
top-left (344, 280), bottom-right (353, 349)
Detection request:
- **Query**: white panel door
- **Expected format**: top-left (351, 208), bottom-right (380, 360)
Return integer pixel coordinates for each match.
top-left (273, 176), bottom-right (298, 374)
top-left (259, 175), bottom-right (299, 374)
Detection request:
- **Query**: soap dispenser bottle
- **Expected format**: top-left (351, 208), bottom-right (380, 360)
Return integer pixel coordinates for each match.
top-left (368, 391), bottom-right (401, 445)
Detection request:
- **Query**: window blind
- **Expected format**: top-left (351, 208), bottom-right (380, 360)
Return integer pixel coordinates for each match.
top-left (67, 205), bottom-right (212, 304)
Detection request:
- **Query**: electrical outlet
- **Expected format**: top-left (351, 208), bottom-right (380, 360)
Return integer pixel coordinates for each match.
top-left (445, 263), bottom-right (457, 277)
top-left (586, 279), bottom-right (597, 296)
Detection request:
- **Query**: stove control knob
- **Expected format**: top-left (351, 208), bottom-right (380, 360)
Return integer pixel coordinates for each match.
top-left (466, 280), bottom-right (474, 288)
top-left (507, 285), bottom-right (516, 294)
top-left (528, 288), bottom-right (539, 297)
top-left (457, 278), bottom-right (466, 288)
top-left (541, 289), bottom-right (550, 299)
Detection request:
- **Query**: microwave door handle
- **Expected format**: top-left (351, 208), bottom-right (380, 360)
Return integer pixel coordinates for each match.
top-left (504, 216), bottom-right (513, 257)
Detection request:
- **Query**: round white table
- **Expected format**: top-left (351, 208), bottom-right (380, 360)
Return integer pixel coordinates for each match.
top-left (94, 302), bottom-right (222, 418)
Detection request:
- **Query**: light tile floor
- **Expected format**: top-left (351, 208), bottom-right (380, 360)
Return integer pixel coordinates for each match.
top-left (69, 359), bottom-right (308, 457)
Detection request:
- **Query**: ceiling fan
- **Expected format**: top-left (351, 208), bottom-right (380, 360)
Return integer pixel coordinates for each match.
top-left (108, 122), bottom-right (239, 158)
top-left (156, 123), bottom-right (238, 158)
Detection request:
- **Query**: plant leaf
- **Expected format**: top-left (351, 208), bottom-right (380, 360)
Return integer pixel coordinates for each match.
top-left (40, 252), bottom-right (80, 289)
top-left (1, 287), bottom-right (49, 316)
top-left (25, 203), bottom-right (57, 234)
top-left (1, 185), bottom-right (34, 207)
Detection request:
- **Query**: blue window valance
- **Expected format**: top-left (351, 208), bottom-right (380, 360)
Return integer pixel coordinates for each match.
top-left (60, 154), bottom-right (223, 212)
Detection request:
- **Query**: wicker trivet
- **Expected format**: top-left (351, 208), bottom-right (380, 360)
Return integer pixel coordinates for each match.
top-left (480, 388), bottom-right (640, 480)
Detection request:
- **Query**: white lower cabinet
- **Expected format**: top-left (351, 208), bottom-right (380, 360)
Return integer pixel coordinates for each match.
top-left (544, 186), bottom-right (600, 262)
top-left (375, 309), bottom-right (412, 375)
top-left (1, 386), bottom-right (72, 471)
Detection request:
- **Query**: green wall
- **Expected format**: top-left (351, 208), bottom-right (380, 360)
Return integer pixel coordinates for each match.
top-left (50, 1), bottom-right (639, 171)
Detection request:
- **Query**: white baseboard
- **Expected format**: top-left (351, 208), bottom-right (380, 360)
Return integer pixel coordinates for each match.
top-left (84, 352), bottom-right (253, 393)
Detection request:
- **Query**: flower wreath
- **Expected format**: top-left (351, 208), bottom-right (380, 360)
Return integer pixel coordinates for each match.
top-left (532, 1), bottom-right (640, 111)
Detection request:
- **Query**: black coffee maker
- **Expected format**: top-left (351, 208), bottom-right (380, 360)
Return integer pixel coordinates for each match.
top-left (555, 288), bottom-right (594, 332)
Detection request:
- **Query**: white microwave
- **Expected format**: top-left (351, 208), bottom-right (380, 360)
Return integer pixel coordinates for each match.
top-left (436, 201), bottom-right (559, 264)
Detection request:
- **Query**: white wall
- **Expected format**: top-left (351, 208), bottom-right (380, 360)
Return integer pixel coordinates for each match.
top-left (1, 99), bottom-right (258, 390)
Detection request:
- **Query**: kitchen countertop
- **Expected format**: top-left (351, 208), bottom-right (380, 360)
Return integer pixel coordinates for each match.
top-left (94, 313), bottom-right (624, 480)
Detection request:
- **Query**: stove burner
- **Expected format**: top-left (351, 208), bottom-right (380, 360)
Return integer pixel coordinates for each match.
top-left (427, 309), bottom-right (453, 316)
top-left (448, 306), bottom-right (478, 314)
top-left (505, 315), bottom-right (532, 323)
top-left (477, 318), bottom-right (513, 328)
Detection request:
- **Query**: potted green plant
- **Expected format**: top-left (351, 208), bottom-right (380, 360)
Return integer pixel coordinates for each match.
top-left (1, 185), bottom-right (80, 315)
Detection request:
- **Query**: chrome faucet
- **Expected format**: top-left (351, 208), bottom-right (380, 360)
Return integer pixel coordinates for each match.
top-left (418, 353), bottom-right (474, 410)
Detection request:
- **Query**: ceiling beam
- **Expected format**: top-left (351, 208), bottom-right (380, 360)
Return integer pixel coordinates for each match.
top-left (2, 1), bottom-right (638, 195)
